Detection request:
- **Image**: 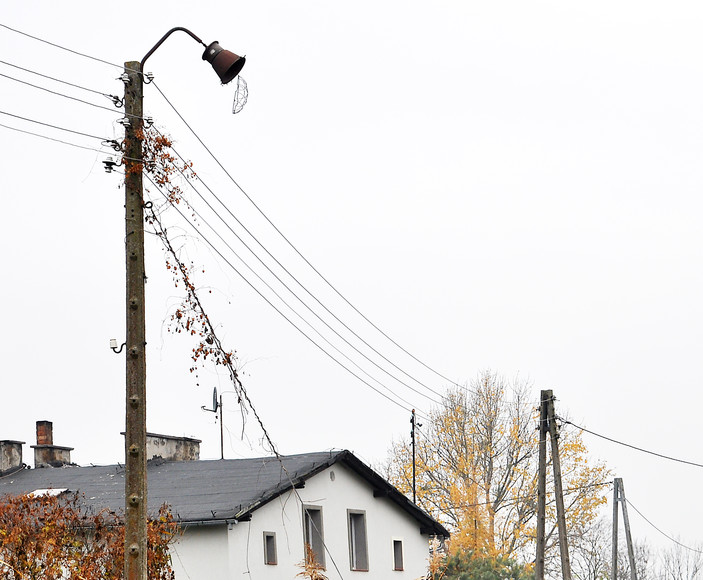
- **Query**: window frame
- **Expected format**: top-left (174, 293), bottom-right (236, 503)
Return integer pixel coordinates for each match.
top-left (392, 539), bottom-right (404, 571)
top-left (347, 509), bottom-right (369, 572)
top-left (263, 531), bottom-right (277, 566)
top-left (303, 505), bottom-right (326, 569)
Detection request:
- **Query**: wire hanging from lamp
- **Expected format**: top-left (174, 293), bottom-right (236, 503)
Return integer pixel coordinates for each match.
top-left (232, 76), bottom-right (248, 114)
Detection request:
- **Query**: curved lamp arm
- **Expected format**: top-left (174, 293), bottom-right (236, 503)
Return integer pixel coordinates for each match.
top-left (141, 27), bottom-right (205, 69)
top-left (140, 26), bottom-right (245, 84)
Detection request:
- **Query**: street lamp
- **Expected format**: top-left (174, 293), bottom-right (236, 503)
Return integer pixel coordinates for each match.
top-left (121, 28), bottom-right (245, 580)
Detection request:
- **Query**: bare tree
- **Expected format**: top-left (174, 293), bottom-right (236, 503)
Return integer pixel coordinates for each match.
top-left (659, 542), bottom-right (703, 580)
top-left (571, 518), bottom-right (610, 580)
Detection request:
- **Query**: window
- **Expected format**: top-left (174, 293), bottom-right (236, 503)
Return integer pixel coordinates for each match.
top-left (303, 506), bottom-right (325, 568)
top-left (263, 532), bottom-right (277, 565)
top-left (393, 540), bottom-right (404, 571)
top-left (348, 510), bottom-right (369, 571)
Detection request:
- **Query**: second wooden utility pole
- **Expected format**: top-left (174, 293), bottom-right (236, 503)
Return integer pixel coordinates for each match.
top-left (411, 409), bottom-right (420, 504)
top-left (547, 393), bottom-right (572, 580)
top-left (611, 478), bottom-right (638, 580)
top-left (535, 390), bottom-right (549, 580)
top-left (535, 390), bottom-right (573, 580)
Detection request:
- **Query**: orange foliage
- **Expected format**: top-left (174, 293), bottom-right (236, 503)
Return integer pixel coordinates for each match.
top-left (0, 492), bottom-right (179, 579)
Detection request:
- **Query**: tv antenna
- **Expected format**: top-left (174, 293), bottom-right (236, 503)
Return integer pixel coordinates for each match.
top-left (202, 387), bottom-right (225, 460)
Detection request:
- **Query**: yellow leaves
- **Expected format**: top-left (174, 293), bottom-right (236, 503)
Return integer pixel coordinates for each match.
top-left (387, 371), bottom-right (610, 567)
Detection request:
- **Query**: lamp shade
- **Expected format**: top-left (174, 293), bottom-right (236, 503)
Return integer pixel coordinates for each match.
top-left (202, 41), bottom-right (246, 85)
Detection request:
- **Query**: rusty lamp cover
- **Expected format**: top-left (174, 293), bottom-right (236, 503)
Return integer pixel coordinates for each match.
top-left (202, 41), bottom-right (246, 85)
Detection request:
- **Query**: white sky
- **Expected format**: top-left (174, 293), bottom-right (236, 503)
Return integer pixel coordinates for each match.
top-left (1, 0), bottom-right (702, 554)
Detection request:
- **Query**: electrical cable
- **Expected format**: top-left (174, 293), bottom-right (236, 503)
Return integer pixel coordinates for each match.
top-left (625, 498), bottom-right (703, 555)
top-left (151, 81), bottom-right (463, 390)
top-left (454, 480), bottom-right (613, 510)
top-left (143, 174), bottom-right (423, 416)
top-left (0, 109), bottom-right (107, 141)
top-left (0, 22), bottom-right (122, 69)
top-left (154, 188), bottom-right (426, 412)
top-left (159, 130), bottom-right (446, 403)
top-left (154, 130), bottom-right (443, 405)
top-left (560, 419), bottom-right (703, 469)
top-left (0, 72), bottom-right (140, 119)
top-left (0, 59), bottom-right (122, 104)
top-left (0, 121), bottom-right (108, 153)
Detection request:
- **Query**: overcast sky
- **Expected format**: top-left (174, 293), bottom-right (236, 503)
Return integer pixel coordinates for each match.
top-left (1, 0), bottom-right (702, 553)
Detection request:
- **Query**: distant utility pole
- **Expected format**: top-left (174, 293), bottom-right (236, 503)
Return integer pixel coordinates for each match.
top-left (535, 390), bottom-right (549, 580)
top-left (535, 390), bottom-right (572, 580)
top-left (410, 409), bottom-right (421, 503)
top-left (547, 393), bottom-right (572, 580)
top-left (611, 478), bottom-right (638, 580)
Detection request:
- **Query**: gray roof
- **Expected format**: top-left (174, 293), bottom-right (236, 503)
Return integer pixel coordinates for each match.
top-left (0, 450), bottom-right (449, 537)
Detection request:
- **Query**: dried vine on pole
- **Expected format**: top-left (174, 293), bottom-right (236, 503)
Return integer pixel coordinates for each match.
top-left (140, 127), bottom-right (281, 456)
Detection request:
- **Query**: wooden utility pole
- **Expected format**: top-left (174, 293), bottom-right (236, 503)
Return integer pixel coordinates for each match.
top-left (547, 393), bottom-right (572, 580)
top-left (535, 390), bottom-right (549, 580)
top-left (612, 477), bottom-right (619, 579)
top-left (123, 61), bottom-right (148, 580)
top-left (411, 409), bottom-right (419, 503)
top-left (612, 478), bottom-right (638, 580)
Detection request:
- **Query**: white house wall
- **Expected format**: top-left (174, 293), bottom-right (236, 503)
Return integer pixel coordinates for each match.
top-left (170, 524), bottom-right (229, 579)
top-left (226, 462), bottom-right (432, 580)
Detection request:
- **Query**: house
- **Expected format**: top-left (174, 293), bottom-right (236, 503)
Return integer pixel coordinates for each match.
top-left (0, 422), bottom-right (449, 579)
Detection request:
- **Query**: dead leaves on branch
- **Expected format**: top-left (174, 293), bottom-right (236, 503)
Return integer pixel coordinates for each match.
top-left (0, 493), bottom-right (178, 580)
top-left (140, 127), bottom-right (239, 387)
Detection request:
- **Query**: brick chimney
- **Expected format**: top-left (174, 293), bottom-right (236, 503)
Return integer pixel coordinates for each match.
top-left (31, 421), bottom-right (74, 468)
top-left (0, 440), bottom-right (25, 475)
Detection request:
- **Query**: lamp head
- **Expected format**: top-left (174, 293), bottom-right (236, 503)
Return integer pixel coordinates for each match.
top-left (202, 41), bottom-right (246, 85)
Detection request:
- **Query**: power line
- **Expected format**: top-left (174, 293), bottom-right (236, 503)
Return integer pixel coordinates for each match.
top-left (149, 183), bottom-right (427, 411)
top-left (0, 59), bottom-right (122, 105)
top-left (625, 498), bottom-right (703, 555)
top-left (0, 22), bottom-right (122, 69)
top-left (0, 71), bottom-right (131, 118)
top-left (143, 173), bottom-right (425, 416)
top-left (151, 80), bottom-right (462, 390)
top-left (560, 419), bottom-right (703, 469)
top-left (152, 129), bottom-right (443, 405)
top-left (0, 109), bottom-right (107, 141)
top-left (0, 121), bottom-right (107, 153)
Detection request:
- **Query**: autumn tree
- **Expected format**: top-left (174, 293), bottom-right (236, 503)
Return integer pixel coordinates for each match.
top-left (0, 492), bottom-right (178, 579)
top-left (385, 370), bottom-right (610, 570)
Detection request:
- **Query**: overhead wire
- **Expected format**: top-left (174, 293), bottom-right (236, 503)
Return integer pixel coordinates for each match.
top-left (150, 80), bottom-right (463, 390)
top-left (625, 498), bottom-right (703, 555)
top-left (0, 121), bottom-right (109, 153)
top-left (152, 128), bottom-right (443, 406)
top-left (0, 71), bottom-right (135, 119)
top-left (0, 109), bottom-right (108, 141)
top-left (0, 59), bottom-right (122, 104)
top-left (560, 418), bottom-right (703, 469)
top-left (143, 173), bottom-right (422, 415)
top-left (0, 22), bottom-right (122, 70)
